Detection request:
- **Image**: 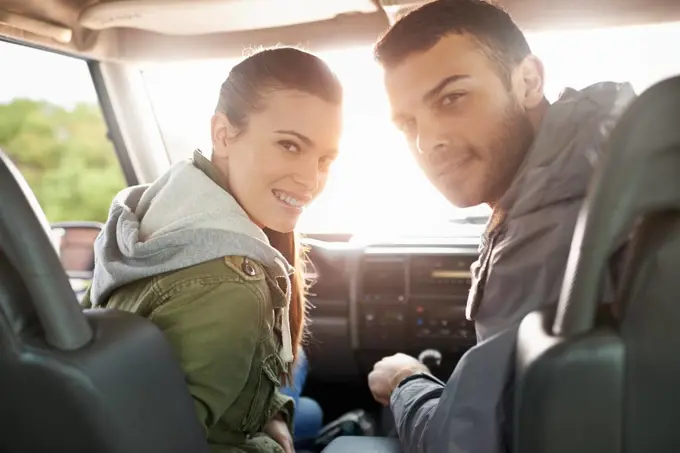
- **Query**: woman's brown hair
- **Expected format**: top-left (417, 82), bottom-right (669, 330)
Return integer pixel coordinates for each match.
top-left (214, 47), bottom-right (342, 378)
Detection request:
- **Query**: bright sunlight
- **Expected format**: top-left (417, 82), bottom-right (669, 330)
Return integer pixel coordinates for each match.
top-left (141, 21), bottom-right (680, 236)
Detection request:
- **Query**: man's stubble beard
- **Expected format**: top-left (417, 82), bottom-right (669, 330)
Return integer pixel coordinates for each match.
top-left (480, 99), bottom-right (535, 208)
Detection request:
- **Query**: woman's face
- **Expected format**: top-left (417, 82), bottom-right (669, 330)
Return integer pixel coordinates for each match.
top-left (211, 90), bottom-right (343, 233)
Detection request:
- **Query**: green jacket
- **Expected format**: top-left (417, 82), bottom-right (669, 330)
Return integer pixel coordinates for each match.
top-left (83, 150), bottom-right (299, 452)
top-left (81, 255), bottom-right (295, 453)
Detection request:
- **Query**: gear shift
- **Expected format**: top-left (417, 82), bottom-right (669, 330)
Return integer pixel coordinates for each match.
top-left (418, 348), bottom-right (442, 373)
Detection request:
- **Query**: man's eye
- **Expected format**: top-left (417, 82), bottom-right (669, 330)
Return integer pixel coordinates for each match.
top-left (279, 140), bottom-right (300, 153)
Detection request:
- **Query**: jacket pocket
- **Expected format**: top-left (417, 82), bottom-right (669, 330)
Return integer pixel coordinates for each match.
top-left (242, 353), bottom-right (284, 433)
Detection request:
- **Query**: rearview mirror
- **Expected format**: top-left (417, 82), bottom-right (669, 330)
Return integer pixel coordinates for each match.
top-left (50, 221), bottom-right (103, 279)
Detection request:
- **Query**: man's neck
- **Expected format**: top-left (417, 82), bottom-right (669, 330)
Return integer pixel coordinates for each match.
top-left (528, 97), bottom-right (550, 134)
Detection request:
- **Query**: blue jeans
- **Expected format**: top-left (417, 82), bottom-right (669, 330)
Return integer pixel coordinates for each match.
top-left (280, 350), bottom-right (323, 441)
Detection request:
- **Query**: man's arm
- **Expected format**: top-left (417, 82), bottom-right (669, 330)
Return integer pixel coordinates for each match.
top-left (389, 374), bottom-right (444, 451)
top-left (388, 201), bottom-right (579, 452)
top-left (387, 201), bottom-right (575, 453)
top-left (390, 326), bottom-right (517, 453)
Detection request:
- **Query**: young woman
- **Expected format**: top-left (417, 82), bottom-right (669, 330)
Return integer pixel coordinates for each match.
top-left (81, 47), bottom-right (343, 453)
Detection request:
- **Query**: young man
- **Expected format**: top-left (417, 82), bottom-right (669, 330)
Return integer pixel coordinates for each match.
top-left (367, 1), bottom-right (636, 451)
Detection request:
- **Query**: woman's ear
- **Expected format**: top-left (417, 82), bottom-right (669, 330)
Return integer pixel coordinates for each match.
top-left (211, 112), bottom-right (239, 158)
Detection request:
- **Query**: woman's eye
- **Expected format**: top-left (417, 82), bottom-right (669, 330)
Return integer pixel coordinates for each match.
top-left (440, 92), bottom-right (465, 107)
top-left (279, 140), bottom-right (300, 153)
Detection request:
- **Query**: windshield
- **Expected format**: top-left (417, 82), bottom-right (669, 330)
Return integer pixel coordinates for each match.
top-left (140, 22), bottom-right (680, 236)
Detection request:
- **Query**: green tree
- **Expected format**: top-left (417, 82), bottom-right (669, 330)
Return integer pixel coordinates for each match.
top-left (0, 99), bottom-right (126, 222)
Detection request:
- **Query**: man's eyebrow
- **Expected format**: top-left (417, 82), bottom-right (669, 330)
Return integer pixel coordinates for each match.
top-left (275, 130), bottom-right (314, 146)
top-left (391, 74), bottom-right (471, 124)
top-left (422, 74), bottom-right (470, 103)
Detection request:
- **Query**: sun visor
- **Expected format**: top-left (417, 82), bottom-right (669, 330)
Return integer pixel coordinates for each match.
top-left (0, 8), bottom-right (72, 43)
top-left (79, 0), bottom-right (379, 35)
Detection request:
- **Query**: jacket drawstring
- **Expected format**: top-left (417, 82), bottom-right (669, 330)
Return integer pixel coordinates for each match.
top-left (274, 256), bottom-right (294, 363)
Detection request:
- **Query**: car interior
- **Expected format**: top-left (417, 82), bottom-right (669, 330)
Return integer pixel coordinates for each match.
top-left (1, 1), bottom-right (680, 452)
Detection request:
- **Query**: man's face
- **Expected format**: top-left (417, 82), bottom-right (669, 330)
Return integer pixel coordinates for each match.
top-left (384, 33), bottom-right (535, 208)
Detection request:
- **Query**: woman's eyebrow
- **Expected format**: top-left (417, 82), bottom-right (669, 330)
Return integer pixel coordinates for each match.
top-left (275, 130), bottom-right (314, 146)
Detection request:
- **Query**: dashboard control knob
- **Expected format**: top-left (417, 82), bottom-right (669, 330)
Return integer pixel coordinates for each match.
top-left (418, 348), bottom-right (442, 371)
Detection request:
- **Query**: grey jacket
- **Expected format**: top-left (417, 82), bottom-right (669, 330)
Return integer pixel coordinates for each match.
top-left (390, 82), bottom-right (637, 453)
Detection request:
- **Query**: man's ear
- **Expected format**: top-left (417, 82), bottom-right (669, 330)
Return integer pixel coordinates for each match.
top-left (514, 55), bottom-right (545, 110)
top-left (211, 112), bottom-right (239, 158)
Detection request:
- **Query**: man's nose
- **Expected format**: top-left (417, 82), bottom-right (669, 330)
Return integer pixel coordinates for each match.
top-left (416, 121), bottom-right (449, 156)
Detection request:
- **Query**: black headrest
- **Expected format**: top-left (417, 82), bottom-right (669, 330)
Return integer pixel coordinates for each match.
top-left (0, 149), bottom-right (92, 350)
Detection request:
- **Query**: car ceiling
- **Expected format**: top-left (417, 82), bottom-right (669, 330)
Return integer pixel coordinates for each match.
top-left (1, 0), bottom-right (680, 62)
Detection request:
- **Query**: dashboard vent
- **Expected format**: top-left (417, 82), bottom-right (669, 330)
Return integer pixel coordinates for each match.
top-left (360, 257), bottom-right (406, 303)
top-left (410, 254), bottom-right (475, 298)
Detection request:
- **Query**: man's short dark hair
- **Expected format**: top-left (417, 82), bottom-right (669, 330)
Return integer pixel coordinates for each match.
top-left (374, 0), bottom-right (531, 85)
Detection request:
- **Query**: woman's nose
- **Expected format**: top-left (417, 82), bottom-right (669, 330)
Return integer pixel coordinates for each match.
top-left (293, 158), bottom-right (320, 192)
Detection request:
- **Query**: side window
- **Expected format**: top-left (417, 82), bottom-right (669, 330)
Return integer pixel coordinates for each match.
top-left (0, 41), bottom-right (126, 224)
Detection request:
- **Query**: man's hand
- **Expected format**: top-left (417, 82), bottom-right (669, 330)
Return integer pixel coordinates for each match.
top-left (368, 353), bottom-right (429, 406)
top-left (264, 414), bottom-right (294, 453)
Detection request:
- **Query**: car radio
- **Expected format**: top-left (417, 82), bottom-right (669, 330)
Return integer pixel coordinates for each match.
top-left (356, 252), bottom-right (477, 351)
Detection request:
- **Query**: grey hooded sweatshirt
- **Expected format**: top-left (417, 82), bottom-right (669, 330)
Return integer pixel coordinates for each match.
top-left (389, 82), bottom-right (637, 453)
top-left (88, 151), bottom-right (295, 362)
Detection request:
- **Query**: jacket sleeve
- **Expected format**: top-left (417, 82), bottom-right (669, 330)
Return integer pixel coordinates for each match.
top-left (149, 279), bottom-right (265, 432)
top-left (271, 390), bottom-right (295, 432)
top-left (390, 327), bottom-right (517, 453)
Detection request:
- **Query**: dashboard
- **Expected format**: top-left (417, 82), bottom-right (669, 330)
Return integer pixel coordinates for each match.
top-left (303, 236), bottom-right (480, 382)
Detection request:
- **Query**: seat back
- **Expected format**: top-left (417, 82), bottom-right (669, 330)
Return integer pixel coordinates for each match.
top-left (0, 150), bottom-right (209, 453)
top-left (514, 75), bottom-right (680, 453)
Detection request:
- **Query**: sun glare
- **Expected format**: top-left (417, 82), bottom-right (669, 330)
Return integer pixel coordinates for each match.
top-left (141, 21), bottom-right (680, 235)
